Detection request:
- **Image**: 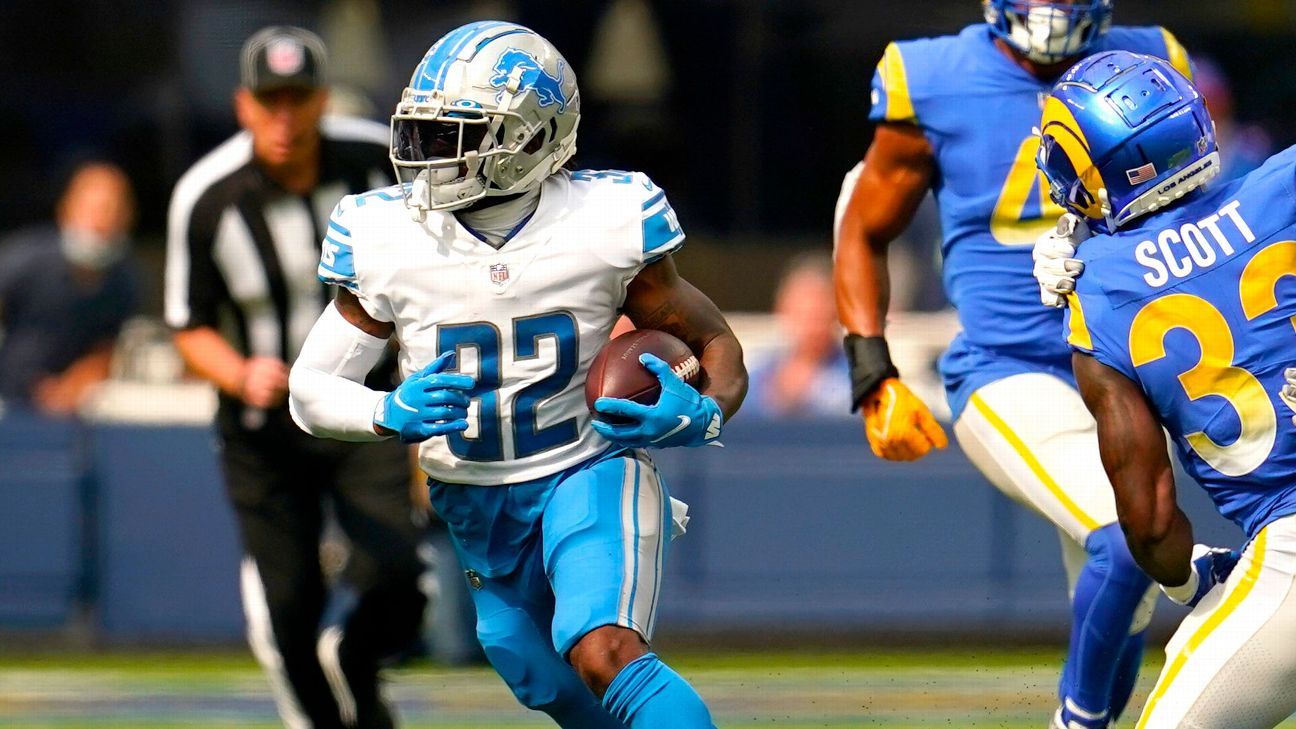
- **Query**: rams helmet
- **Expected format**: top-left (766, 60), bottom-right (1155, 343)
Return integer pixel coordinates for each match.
top-left (983, 0), bottom-right (1113, 64)
top-left (1036, 50), bottom-right (1218, 232)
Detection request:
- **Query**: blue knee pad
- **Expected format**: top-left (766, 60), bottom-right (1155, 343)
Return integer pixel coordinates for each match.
top-left (1060, 523), bottom-right (1154, 717)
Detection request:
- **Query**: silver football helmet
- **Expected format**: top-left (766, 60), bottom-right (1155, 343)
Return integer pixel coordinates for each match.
top-left (390, 21), bottom-right (581, 217)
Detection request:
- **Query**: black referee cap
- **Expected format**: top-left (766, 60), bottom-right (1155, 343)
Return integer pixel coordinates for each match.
top-left (240, 26), bottom-right (327, 93)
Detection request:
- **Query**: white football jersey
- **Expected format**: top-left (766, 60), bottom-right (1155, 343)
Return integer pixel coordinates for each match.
top-left (319, 169), bottom-right (685, 485)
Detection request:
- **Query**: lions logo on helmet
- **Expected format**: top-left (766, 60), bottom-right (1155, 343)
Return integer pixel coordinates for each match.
top-left (983, 0), bottom-right (1113, 64)
top-left (489, 49), bottom-right (569, 113)
top-left (1035, 50), bottom-right (1219, 232)
top-left (389, 21), bottom-right (581, 218)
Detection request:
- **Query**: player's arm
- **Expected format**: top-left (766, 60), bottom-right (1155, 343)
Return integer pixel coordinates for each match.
top-left (834, 122), bottom-right (946, 461)
top-left (590, 255), bottom-right (746, 449)
top-left (288, 288), bottom-right (472, 443)
top-left (1073, 352), bottom-right (1189, 583)
top-left (621, 255), bottom-right (746, 419)
top-left (1074, 351), bottom-right (1239, 606)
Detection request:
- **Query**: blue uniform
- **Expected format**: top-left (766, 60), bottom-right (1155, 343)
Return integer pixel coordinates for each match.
top-left (869, 23), bottom-right (1193, 419)
top-left (1066, 147), bottom-right (1296, 539)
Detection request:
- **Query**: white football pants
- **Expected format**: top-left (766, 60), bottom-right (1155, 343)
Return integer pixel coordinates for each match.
top-left (1136, 514), bottom-right (1296, 729)
top-left (953, 372), bottom-right (1157, 630)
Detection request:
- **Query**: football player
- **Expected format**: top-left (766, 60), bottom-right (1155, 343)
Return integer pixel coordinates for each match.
top-left (833, 2), bottom-right (1193, 726)
top-left (1033, 50), bottom-right (1296, 729)
top-left (288, 21), bottom-right (746, 729)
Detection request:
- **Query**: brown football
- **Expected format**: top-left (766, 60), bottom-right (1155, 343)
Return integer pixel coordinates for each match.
top-left (585, 329), bottom-right (702, 422)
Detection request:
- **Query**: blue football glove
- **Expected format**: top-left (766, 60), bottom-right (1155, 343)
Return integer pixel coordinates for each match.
top-left (374, 352), bottom-right (474, 443)
top-left (591, 353), bottom-right (723, 449)
top-left (1161, 544), bottom-right (1242, 607)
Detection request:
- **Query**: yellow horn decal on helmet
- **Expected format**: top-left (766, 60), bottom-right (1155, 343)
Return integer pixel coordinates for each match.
top-left (1040, 96), bottom-right (1108, 220)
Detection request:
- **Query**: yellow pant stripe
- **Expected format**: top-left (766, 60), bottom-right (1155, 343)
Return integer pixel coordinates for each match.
top-left (968, 392), bottom-right (1100, 532)
top-left (1135, 527), bottom-right (1269, 729)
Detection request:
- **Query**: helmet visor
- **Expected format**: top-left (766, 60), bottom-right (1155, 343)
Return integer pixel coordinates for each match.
top-left (392, 118), bottom-right (489, 163)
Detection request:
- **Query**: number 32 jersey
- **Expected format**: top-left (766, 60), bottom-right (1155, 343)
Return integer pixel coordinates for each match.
top-left (1065, 147), bottom-right (1296, 540)
top-left (869, 23), bottom-right (1191, 419)
top-left (318, 169), bottom-right (685, 485)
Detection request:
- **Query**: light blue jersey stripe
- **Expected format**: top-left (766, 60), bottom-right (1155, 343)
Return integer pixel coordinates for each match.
top-left (641, 190), bottom-right (665, 211)
top-left (327, 219), bottom-right (351, 237)
top-left (643, 202), bottom-right (684, 253)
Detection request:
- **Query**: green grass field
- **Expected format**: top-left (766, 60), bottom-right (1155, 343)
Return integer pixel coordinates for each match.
top-left (1, 648), bottom-right (1293, 728)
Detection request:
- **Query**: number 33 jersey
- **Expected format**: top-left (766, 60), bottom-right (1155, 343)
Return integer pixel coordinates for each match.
top-left (1065, 147), bottom-right (1296, 540)
top-left (869, 23), bottom-right (1191, 419)
top-left (318, 169), bottom-right (685, 485)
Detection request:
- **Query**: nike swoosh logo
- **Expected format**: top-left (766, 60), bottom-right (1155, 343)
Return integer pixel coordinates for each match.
top-left (652, 415), bottom-right (691, 443)
top-left (392, 391), bottom-right (419, 413)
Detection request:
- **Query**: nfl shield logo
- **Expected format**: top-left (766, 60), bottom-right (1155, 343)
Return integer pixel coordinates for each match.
top-left (465, 570), bottom-right (483, 590)
top-left (266, 39), bottom-right (305, 76)
top-left (489, 263), bottom-right (510, 285)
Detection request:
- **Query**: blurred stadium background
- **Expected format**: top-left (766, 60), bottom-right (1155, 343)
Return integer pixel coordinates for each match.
top-left (3, 0), bottom-right (1296, 726)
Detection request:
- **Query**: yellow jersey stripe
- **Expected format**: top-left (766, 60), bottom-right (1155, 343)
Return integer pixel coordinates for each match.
top-left (1159, 28), bottom-right (1193, 80)
top-left (969, 393), bottom-right (1101, 532)
top-left (880, 42), bottom-right (916, 123)
top-left (1135, 527), bottom-right (1268, 729)
top-left (1067, 290), bottom-right (1095, 351)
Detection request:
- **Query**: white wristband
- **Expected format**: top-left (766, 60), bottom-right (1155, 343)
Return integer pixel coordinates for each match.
top-left (1160, 570), bottom-right (1201, 605)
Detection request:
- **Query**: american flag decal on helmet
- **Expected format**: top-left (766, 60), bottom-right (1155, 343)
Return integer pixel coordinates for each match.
top-left (489, 263), bottom-right (509, 285)
top-left (1126, 163), bottom-right (1157, 185)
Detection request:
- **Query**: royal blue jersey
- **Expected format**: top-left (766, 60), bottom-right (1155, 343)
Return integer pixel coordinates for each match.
top-left (1066, 147), bottom-right (1296, 539)
top-left (869, 24), bottom-right (1193, 419)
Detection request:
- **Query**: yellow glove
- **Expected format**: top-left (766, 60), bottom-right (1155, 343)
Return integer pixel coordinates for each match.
top-left (861, 377), bottom-right (948, 461)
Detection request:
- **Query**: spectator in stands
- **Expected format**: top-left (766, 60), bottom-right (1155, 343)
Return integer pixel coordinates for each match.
top-left (745, 252), bottom-right (851, 419)
top-left (0, 162), bottom-right (139, 415)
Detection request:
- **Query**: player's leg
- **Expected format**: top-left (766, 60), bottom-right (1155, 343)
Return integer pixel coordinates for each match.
top-left (1136, 515), bottom-right (1296, 729)
top-left (953, 372), bottom-right (1157, 726)
top-left (327, 439), bottom-right (427, 729)
top-left (221, 432), bottom-right (343, 729)
top-left (545, 451), bottom-right (714, 728)
top-left (1056, 530), bottom-right (1150, 723)
top-left (428, 479), bottom-right (624, 729)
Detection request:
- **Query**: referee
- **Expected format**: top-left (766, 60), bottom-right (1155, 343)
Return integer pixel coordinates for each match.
top-left (165, 27), bottom-right (423, 729)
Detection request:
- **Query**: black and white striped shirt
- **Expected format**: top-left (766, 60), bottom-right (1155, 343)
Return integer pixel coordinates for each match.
top-left (165, 115), bottom-right (392, 364)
